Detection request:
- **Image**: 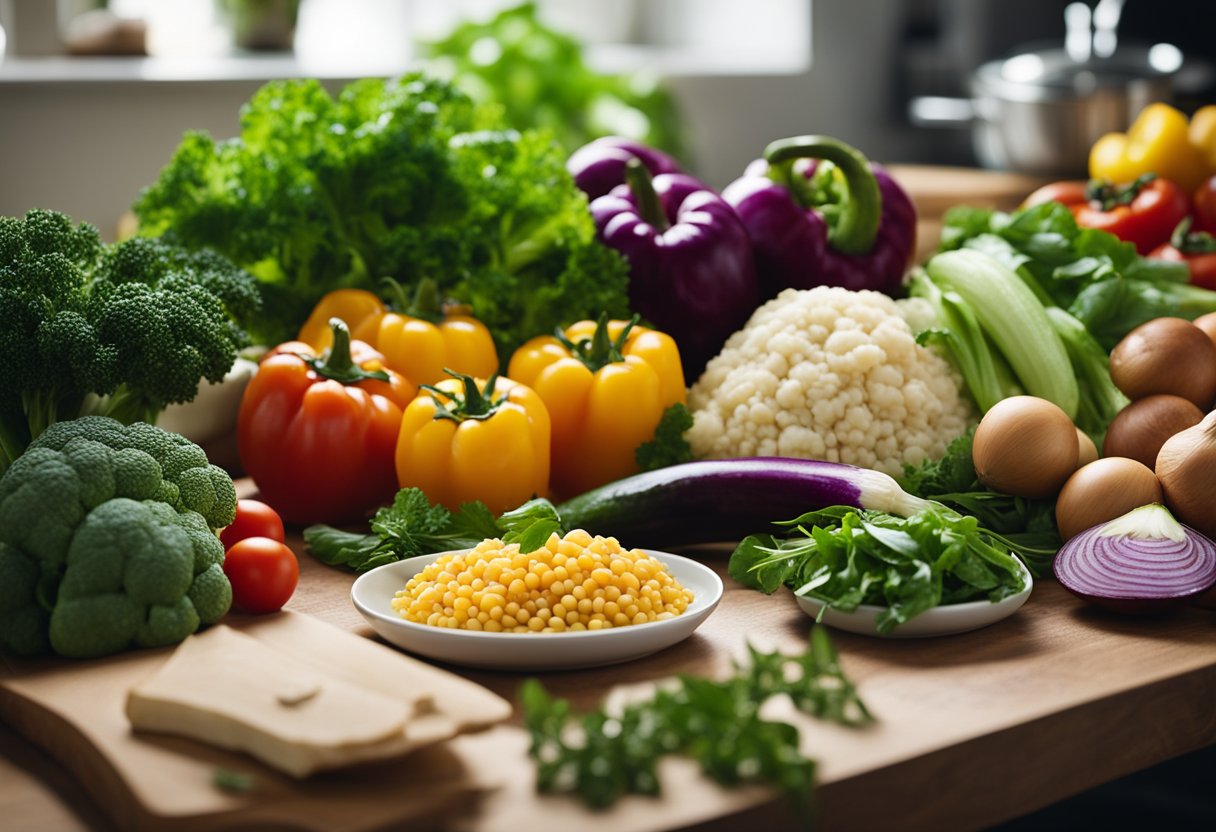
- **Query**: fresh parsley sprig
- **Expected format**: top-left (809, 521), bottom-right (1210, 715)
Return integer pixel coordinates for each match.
top-left (521, 628), bottom-right (871, 812)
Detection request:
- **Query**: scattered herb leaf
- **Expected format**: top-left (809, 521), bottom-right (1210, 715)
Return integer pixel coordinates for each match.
top-left (521, 629), bottom-right (870, 813)
top-left (212, 768), bottom-right (254, 794)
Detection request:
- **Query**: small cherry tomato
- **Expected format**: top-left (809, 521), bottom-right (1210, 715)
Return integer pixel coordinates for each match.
top-left (1194, 176), bottom-right (1216, 235)
top-left (223, 537), bottom-right (299, 614)
top-left (220, 499), bottom-right (286, 550)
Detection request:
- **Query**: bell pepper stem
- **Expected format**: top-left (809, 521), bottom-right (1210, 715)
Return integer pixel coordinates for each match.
top-left (764, 135), bottom-right (882, 256)
top-left (309, 318), bottom-right (391, 385)
top-left (624, 158), bottom-right (669, 232)
top-left (554, 313), bottom-right (640, 373)
top-left (380, 277), bottom-right (444, 323)
top-left (422, 370), bottom-right (505, 423)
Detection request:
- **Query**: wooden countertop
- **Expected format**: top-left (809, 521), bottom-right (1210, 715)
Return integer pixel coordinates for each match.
top-left (4, 523), bottom-right (1216, 831)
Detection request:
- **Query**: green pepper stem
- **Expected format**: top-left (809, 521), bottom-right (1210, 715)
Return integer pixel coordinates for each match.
top-left (1170, 216), bottom-right (1216, 254)
top-left (763, 135), bottom-right (882, 256)
top-left (553, 312), bottom-right (639, 373)
top-left (380, 277), bottom-right (444, 323)
top-left (421, 370), bottom-right (505, 423)
top-left (624, 158), bottom-right (669, 232)
top-left (307, 318), bottom-right (391, 385)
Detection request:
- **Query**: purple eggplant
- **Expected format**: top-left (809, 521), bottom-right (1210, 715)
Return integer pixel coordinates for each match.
top-left (567, 136), bottom-right (690, 201)
top-left (590, 160), bottom-right (758, 380)
top-left (723, 135), bottom-right (917, 300)
top-left (556, 458), bottom-right (932, 547)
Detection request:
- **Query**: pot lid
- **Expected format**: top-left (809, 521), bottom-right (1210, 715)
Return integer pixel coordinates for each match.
top-left (975, 44), bottom-right (1182, 102)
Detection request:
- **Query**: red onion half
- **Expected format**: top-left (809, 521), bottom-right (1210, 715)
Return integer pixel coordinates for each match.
top-left (1054, 504), bottom-right (1216, 613)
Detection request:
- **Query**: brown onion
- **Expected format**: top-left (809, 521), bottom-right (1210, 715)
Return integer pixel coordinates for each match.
top-left (972, 396), bottom-right (1078, 499)
top-left (1055, 457), bottom-right (1163, 541)
top-left (1075, 429), bottom-right (1099, 468)
top-left (1102, 394), bottom-right (1204, 469)
top-left (1109, 317), bottom-right (1216, 409)
top-left (1193, 312), bottom-right (1216, 349)
top-left (1156, 410), bottom-right (1216, 540)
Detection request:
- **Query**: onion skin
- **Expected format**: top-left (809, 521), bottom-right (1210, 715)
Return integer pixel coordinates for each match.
top-left (1055, 458), bottom-right (1163, 541)
top-left (1156, 411), bottom-right (1216, 540)
top-left (1054, 506), bottom-right (1216, 614)
top-left (1075, 429), bottom-right (1098, 468)
top-left (1102, 394), bottom-right (1204, 469)
top-left (1109, 317), bottom-right (1216, 409)
top-left (1193, 311), bottom-right (1216, 350)
top-left (972, 396), bottom-right (1078, 499)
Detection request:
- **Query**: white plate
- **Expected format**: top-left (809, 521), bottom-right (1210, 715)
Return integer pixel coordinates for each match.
top-left (352, 550), bottom-right (723, 670)
top-left (794, 561), bottom-right (1034, 638)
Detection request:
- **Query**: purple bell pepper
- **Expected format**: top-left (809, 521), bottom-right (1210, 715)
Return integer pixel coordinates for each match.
top-left (568, 136), bottom-right (689, 201)
top-left (590, 160), bottom-right (758, 380)
top-left (722, 135), bottom-right (917, 300)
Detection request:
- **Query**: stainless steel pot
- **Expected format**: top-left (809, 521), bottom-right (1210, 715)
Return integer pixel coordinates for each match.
top-left (910, 45), bottom-right (1182, 176)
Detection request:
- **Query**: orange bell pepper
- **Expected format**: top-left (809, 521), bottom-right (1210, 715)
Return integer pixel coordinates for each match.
top-left (297, 289), bottom-right (387, 351)
top-left (239, 318), bottom-right (416, 524)
top-left (508, 315), bottom-right (685, 497)
top-left (395, 372), bottom-right (550, 514)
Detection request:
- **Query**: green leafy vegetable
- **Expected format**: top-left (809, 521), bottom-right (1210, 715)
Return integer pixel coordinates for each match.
top-left (635, 403), bottom-right (694, 472)
top-left (939, 201), bottom-right (1216, 350)
top-left (303, 488), bottom-right (565, 572)
top-left (0, 210), bottom-right (258, 472)
top-left (521, 628), bottom-right (870, 811)
top-left (135, 73), bottom-right (631, 350)
top-left (420, 2), bottom-right (687, 159)
top-left (729, 502), bottom-right (1033, 634)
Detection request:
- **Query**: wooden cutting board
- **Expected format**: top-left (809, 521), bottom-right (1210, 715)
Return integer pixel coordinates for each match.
top-left (0, 611), bottom-right (512, 832)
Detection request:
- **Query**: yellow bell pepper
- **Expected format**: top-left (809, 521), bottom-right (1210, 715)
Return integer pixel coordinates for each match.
top-left (297, 280), bottom-right (499, 386)
top-left (1090, 103), bottom-right (1210, 192)
top-left (297, 289), bottom-right (386, 351)
top-left (395, 373), bottom-right (550, 514)
top-left (1189, 105), bottom-right (1216, 174)
top-left (508, 315), bottom-right (685, 498)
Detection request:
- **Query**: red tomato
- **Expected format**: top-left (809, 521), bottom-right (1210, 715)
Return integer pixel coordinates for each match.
top-left (220, 499), bottom-right (286, 550)
top-left (1194, 176), bottom-right (1216, 235)
top-left (1072, 178), bottom-right (1190, 255)
top-left (223, 537), bottom-right (299, 614)
top-left (1020, 180), bottom-right (1088, 210)
top-left (1150, 242), bottom-right (1216, 291)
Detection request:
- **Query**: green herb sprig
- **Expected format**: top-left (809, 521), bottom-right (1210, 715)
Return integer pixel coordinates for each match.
top-left (521, 628), bottom-right (871, 813)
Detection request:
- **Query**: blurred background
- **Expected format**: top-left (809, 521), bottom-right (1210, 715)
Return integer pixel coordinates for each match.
top-left (1, 0), bottom-right (1213, 237)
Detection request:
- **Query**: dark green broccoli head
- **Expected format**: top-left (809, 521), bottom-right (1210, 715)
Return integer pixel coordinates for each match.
top-left (30, 416), bottom-right (236, 528)
top-left (0, 209), bottom-right (254, 469)
top-left (0, 418), bottom-right (237, 658)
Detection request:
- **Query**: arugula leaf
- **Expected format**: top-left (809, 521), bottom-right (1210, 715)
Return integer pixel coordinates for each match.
top-left (635, 403), bottom-right (694, 472)
top-left (521, 632), bottom-right (870, 812)
top-left (729, 502), bottom-right (1030, 634)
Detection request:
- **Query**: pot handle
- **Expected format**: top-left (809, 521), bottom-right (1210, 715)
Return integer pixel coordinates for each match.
top-left (908, 96), bottom-right (975, 128)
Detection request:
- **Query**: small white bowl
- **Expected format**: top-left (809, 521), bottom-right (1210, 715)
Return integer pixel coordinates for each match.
top-left (352, 550), bottom-right (723, 670)
top-left (794, 560), bottom-right (1034, 638)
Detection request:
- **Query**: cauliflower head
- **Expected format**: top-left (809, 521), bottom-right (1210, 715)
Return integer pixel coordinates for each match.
top-left (688, 287), bottom-right (972, 476)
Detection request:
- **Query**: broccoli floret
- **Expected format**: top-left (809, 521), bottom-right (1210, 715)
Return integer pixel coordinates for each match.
top-left (0, 417), bottom-right (237, 658)
top-left (0, 209), bottom-right (257, 472)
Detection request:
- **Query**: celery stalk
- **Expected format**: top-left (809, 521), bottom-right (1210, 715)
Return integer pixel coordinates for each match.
top-left (924, 249), bottom-right (1080, 419)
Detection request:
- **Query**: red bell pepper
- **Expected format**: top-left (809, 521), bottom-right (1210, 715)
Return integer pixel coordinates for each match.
top-left (1149, 218), bottom-right (1216, 291)
top-left (1023, 175), bottom-right (1190, 255)
top-left (237, 318), bottom-right (416, 524)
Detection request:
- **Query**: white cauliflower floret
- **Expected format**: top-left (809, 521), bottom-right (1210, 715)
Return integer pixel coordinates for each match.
top-left (688, 287), bottom-right (972, 477)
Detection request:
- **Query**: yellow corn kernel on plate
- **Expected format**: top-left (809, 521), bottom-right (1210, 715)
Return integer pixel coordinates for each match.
top-left (352, 550), bottom-right (723, 670)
